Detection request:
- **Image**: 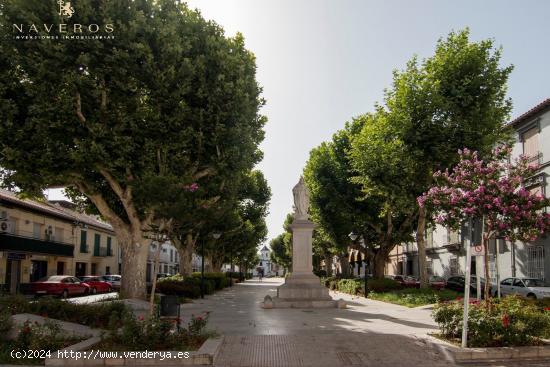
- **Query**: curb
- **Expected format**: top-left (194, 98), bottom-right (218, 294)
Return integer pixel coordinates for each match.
top-left (425, 335), bottom-right (550, 363)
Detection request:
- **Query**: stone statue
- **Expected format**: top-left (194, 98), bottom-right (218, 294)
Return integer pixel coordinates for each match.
top-left (292, 176), bottom-right (310, 220)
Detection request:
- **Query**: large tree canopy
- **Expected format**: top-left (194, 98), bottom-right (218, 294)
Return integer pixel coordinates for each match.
top-left (0, 0), bottom-right (266, 298)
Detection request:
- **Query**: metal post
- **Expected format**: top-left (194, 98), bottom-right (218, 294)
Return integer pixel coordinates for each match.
top-left (200, 240), bottom-right (205, 299)
top-left (364, 266), bottom-right (368, 298)
top-left (229, 247), bottom-right (233, 287)
top-left (496, 240), bottom-right (501, 298)
top-left (462, 217), bottom-right (473, 348)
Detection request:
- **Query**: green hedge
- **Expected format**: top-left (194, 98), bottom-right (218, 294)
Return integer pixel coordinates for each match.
top-left (433, 295), bottom-right (550, 347)
top-left (157, 275), bottom-right (219, 298)
top-left (0, 295), bottom-right (128, 329)
top-left (321, 276), bottom-right (401, 295)
top-left (191, 272), bottom-right (228, 290)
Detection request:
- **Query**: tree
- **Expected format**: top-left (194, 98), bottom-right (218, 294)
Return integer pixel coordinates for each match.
top-left (383, 29), bottom-right (513, 287)
top-left (270, 234), bottom-right (291, 274)
top-left (0, 0), bottom-right (265, 298)
top-left (349, 111), bottom-right (418, 278)
top-left (419, 146), bottom-right (550, 300)
top-left (304, 120), bottom-right (371, 277)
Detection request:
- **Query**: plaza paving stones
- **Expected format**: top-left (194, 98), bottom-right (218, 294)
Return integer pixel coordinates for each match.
top-left (179, 278), bottom-right (453, 366)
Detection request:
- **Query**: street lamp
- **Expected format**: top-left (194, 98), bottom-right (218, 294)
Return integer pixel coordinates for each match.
top-left (201, 231), bottom-right (222, 298)
top-left (349, 231), bottom-right (368, 297)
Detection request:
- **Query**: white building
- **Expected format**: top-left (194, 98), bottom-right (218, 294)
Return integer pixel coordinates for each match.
top-left (253, 245), bottom-right (280, 276)
top-left (146, 240), bottom-right (180, 281)
top-left (392, 98), bottom-right (550, 284)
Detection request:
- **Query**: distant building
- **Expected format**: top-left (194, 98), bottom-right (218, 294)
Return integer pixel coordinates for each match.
top-left (253, 245), bottom-right (280, 276)
top-left (146, 241), bottom-right (180, 281)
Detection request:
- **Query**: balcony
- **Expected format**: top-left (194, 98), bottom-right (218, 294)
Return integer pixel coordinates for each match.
top-left (93, 247), bottom-right (113, 257)
top-left (526, 152), bottom-right (543, 165)
top-left (0, 233), bottom-right (74, 257)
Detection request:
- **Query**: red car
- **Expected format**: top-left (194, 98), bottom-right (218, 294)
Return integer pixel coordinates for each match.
top-left (78, 276), bottom-right (113, 294)
top-left (32, 275), bottom-right (90, 298)
top-left (429, 275), bottom-right (446, 290)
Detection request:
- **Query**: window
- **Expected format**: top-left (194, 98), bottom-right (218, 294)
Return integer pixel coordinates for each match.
top-left (528, 245), bottom-right (545, 280)
top-left (80, 230), bottom-right (88, 253)
top-left (426, 260), bottom-right (433, 276)
top-left (513, 279), bottom-right (525, 287)
top-left (94, 234), bottom-right (101, 256)
top-left (106, 237), bottom-right (112, 256)
top-left (501, 278), bottom-right (513, 286)
top-left (33, 222), bottom-right (43, 239)
top-left (170, 249), bottom-right (173, 262)
top-left (55, 227), bottom-right (64, 243)
top-left (522, 126), bottom-right (540, 163)
top-left (450, 257), bottom-right (459, 276)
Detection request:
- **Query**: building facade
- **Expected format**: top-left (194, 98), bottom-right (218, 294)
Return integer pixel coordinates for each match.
top-left (0, 189), bottom-right (119, 293)
top-left (146, 240), bottom-right (180, 281)
top-left (392, 99), bottom-right (550, 284)
top-left (253, 245), bottom-right (280, 276)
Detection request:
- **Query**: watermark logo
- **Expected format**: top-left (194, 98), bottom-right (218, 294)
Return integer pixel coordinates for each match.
top-left (57, 0), bottom-right (75, 19)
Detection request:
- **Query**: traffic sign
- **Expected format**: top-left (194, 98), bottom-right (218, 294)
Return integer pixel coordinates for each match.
top-left (471, 244), bottom-right (484, 256)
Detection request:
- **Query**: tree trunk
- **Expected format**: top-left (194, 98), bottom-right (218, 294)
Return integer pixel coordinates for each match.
top-left (119, 230), bottom-right (149, 300)
top-left (210, 254), bottom-right (223, 272)
top-left (324, 254), bottom-right (333, 276)
top-left (417, 205), bottom-right (429, 288)
top-left (372, 250), bottom-right (387, 279)
top-left (176, 233), bottom-right (194, 276)
top-left (339, 253), bottom-right (350, 277)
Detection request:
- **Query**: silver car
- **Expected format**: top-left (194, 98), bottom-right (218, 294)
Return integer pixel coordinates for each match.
top-left (497, 277), bottom-right (550, 299)
top-left (101, 274), bottom-right (121, 291)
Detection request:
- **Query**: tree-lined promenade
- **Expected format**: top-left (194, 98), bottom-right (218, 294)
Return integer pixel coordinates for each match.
top-left (269, 29), bottom-right (550, 287)
top-left (0, 0), bottom-right (270, 299)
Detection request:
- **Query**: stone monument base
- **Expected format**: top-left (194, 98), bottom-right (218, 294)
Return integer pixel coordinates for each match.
top-left (261, 273), bottom-right (345, 309)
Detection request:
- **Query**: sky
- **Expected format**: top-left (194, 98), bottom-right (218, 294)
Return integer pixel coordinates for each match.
top-left (47, 0), bottom-right (550, 246)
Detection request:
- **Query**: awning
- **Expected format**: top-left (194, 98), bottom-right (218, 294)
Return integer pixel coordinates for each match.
top-left (0, 233), bottom-right (74, 257)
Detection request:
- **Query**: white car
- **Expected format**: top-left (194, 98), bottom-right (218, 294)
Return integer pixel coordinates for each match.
top-left (101, 274), bottom-right (121, 291)
top-left (497, 277), bottom-right (550, 299)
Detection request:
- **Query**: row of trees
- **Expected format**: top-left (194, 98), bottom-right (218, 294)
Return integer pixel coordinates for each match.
top-left (298, 29), bottom-right (515, 285)
top-left (0, 0), bottom-right (270, 298)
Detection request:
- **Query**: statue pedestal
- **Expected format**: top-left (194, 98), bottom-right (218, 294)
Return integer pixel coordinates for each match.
top-left (262, 219), bottom-right (343, 309)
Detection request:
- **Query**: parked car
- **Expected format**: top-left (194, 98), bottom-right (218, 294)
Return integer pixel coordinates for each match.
top-left (31, 275), bottom-right (90, 298)
top-left (101, 274), bottom-right (121, 290)
top-left (429, 275), bottom-right (446, 290)
top-left (496, 277), bottom-right (550, 299)
top-left (445, 275), bottom-right (491, 297)
top-left (156, 273), bottom-right (172, 279)
top-left (78, 276), bottom-right (113, 294)
top-left (403, 276), bottom-right (420, 288)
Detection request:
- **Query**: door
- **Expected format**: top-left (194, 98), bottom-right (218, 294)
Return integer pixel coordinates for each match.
top-left (513, 278), bottom-right (527, 297)
top-left (75, 262), bottom-right (87, 277)
top-left (91, 263), bottom-right (97, 275)
top-left (56, 262), bottom-right (65, 275)
top-left (500, 278), bottom-right (513, 296)
top-left (6, 260), bottom-right (21, 294)
top-left (30, 260), bottom-right (47, 282)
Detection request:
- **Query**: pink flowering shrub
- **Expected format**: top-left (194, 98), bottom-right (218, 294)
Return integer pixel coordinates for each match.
top-left (419, 146), bottom-right (550, 242)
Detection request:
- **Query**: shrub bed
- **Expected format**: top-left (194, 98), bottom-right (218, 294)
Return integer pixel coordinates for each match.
top-left (432, 295), bottom-right (550, 347)
top-left (191, 272), bottom-right (228, 290)
top-left (368, 288), bottom-right (460, 307)
top-left (0, 295), bottom-right (128, 329)
top-left (321, 276), bottom-right (401, 294)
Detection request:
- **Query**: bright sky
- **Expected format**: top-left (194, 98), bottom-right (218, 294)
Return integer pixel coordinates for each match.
top-left (48, 0), bottom-right (550, 246)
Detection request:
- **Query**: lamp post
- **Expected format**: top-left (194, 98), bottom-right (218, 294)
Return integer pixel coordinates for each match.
top-left (201, 232), bottom-right (221, 299)
top-left (349, 231), bottom-right (368, 297)
top-left (229, 246), bottom-right (233, 287)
